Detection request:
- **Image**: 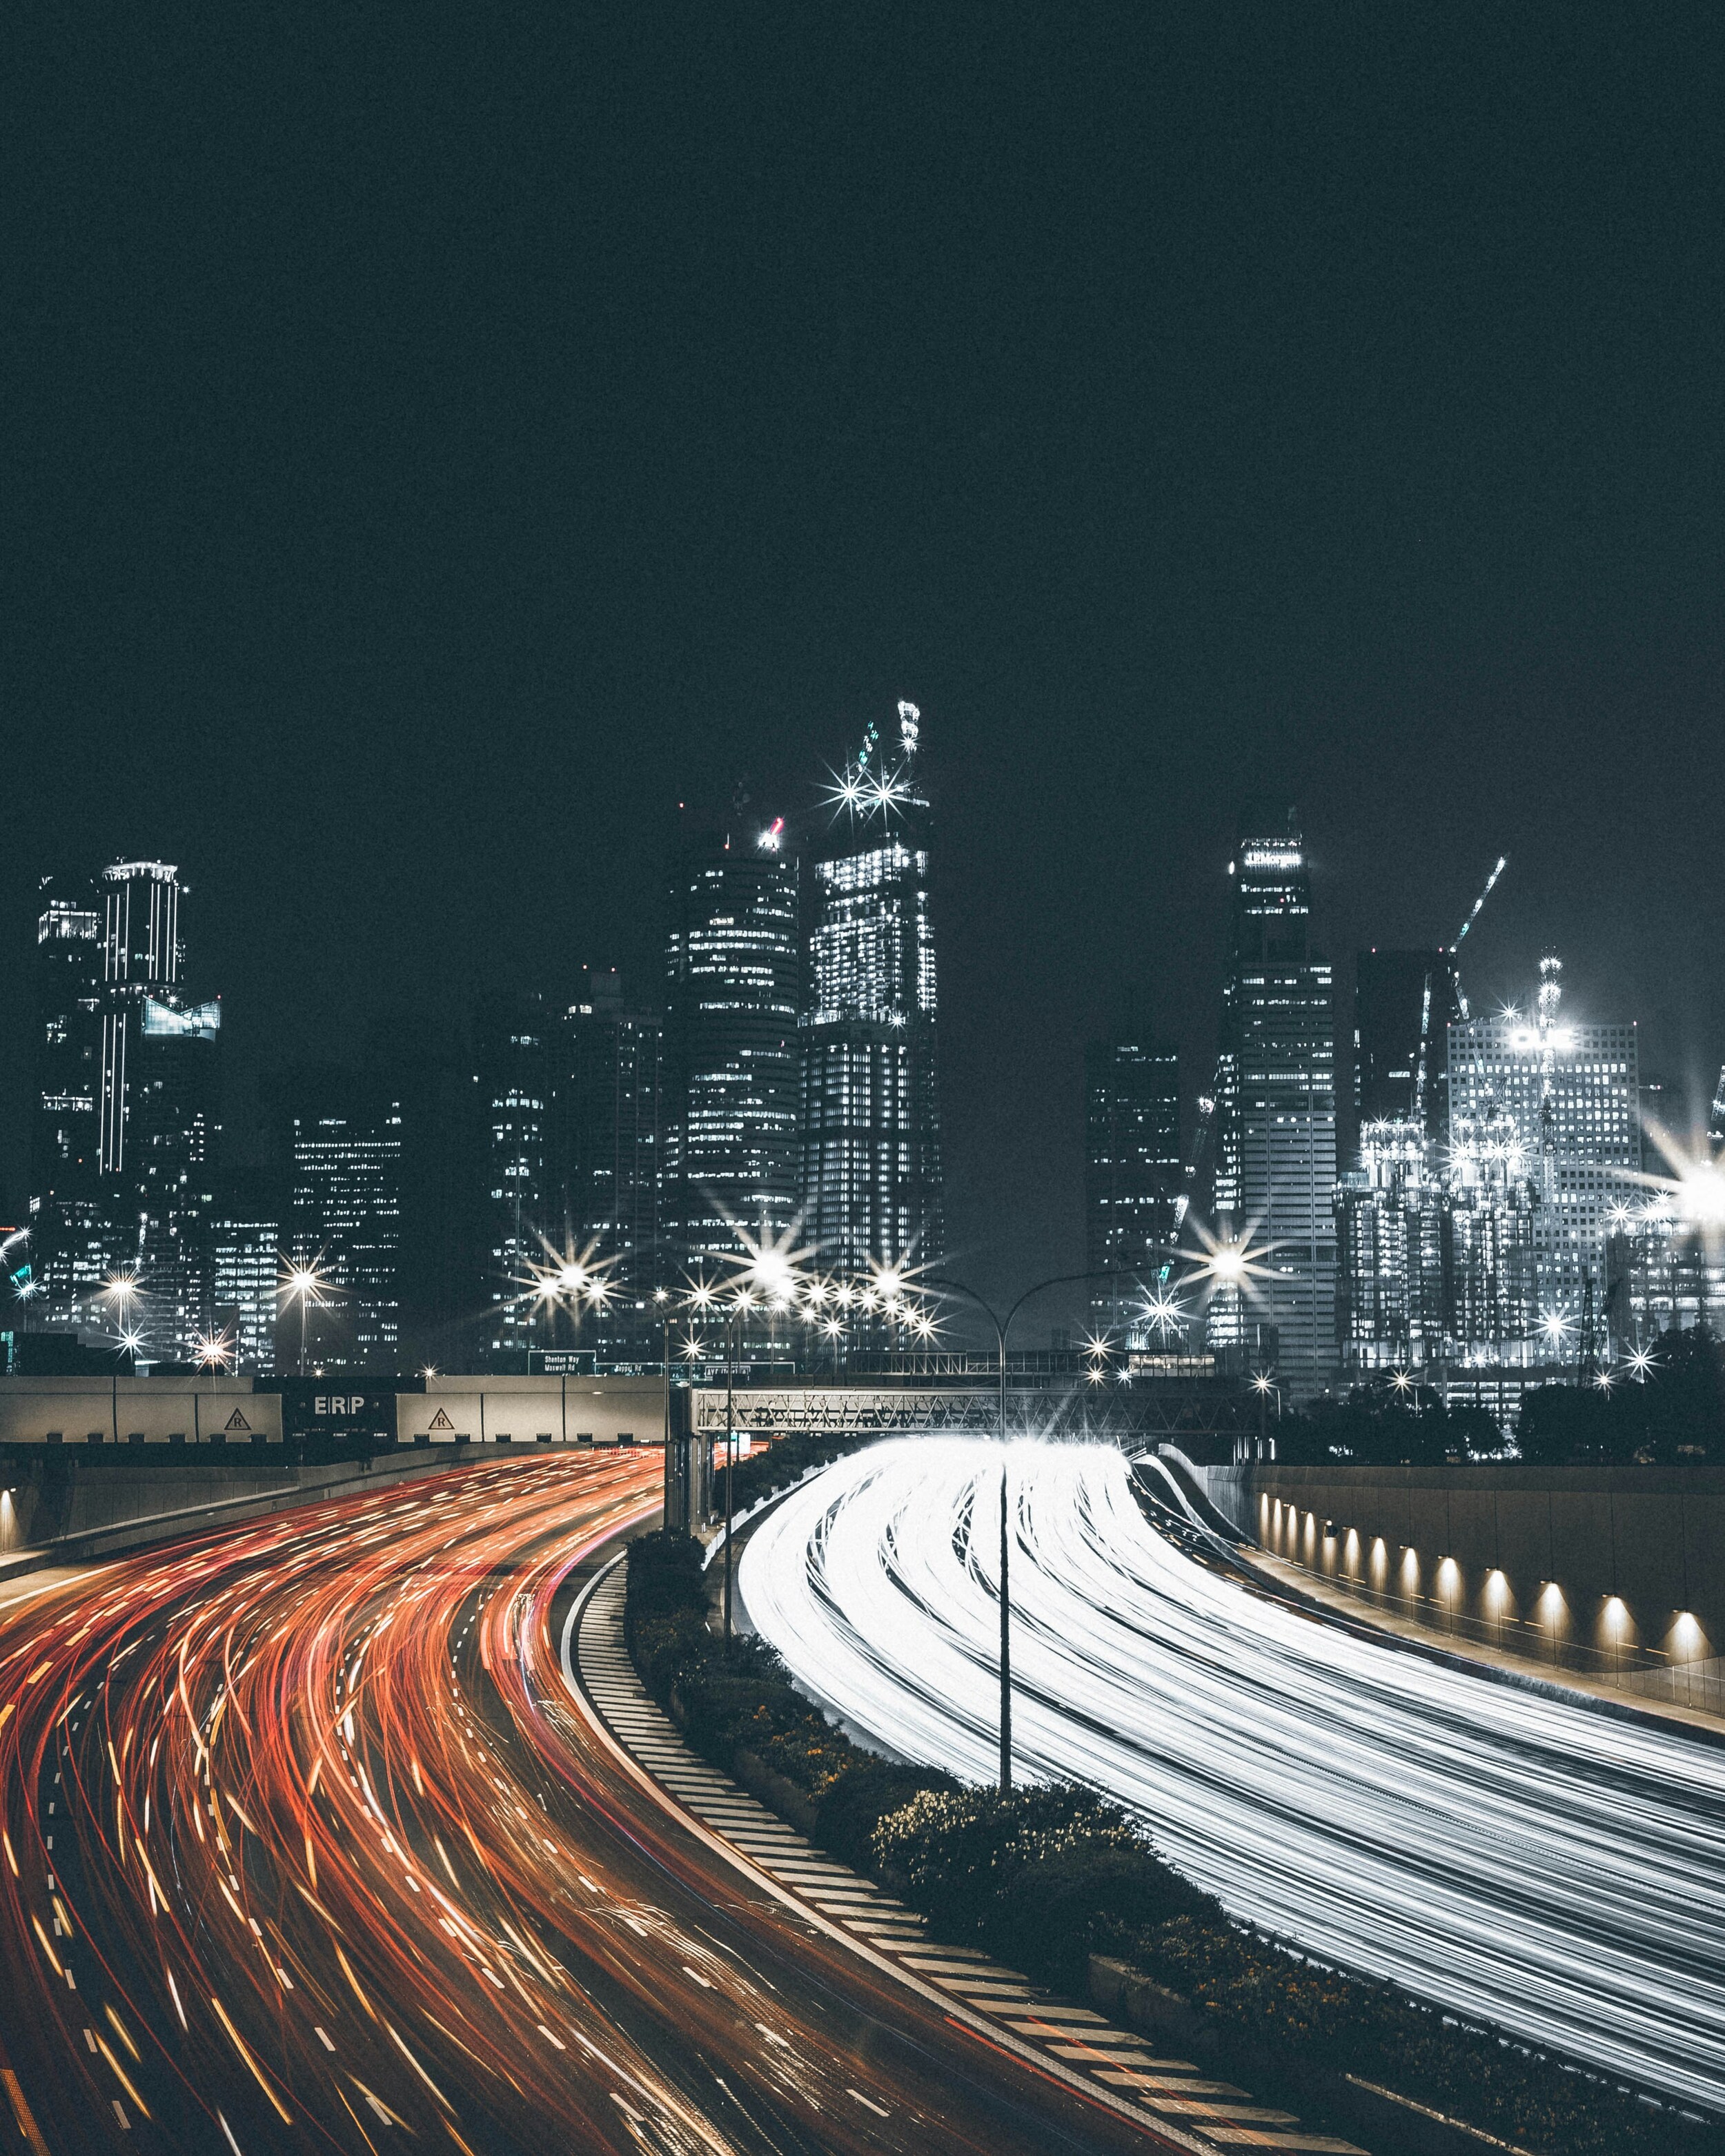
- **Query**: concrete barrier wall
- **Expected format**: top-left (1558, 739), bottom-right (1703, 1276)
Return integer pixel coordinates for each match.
top-left (1251, 1463), bottom-right (1724, 1674)
top-left (0, 1376), bottom-right (283, 1446)
top-left (399, 1374), bottom-right (667, 1447)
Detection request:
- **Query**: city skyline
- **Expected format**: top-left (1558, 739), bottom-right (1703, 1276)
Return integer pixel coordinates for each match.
top-left (19, 790), bottom-right (1722, 1389)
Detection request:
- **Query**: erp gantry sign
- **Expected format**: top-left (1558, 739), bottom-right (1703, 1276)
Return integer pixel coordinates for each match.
top-left (277, 1380), bottom-right (400, 1452)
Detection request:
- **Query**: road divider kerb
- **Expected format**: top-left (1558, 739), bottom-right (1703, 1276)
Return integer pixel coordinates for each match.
top-left (558, 1548), bottom-right (1216, 2155)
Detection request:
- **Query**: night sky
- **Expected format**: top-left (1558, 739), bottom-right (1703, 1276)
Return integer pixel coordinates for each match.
top-left (8, 7), bottom-right (1725, 1323)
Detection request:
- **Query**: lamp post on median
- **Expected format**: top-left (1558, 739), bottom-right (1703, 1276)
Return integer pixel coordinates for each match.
top-left (922, 1264), bottom-right (1178, 1793)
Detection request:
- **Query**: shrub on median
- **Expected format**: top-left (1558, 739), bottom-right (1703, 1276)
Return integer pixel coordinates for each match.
top-left (624, 1532), bottom-right (1723, 2156)
top-left (870, 1779), bottom-right (1721, 2156)
top-left (622, 1530), bottom-right (955, 1852)
top-left (721, 1424), bottom-right (885, 1516)
top-left (875, 1783), bottom-right (1215, 1990)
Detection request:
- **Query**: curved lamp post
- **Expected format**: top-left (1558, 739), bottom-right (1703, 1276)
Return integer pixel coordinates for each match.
top-left (922, 1263), bottom-right (1182, 1792)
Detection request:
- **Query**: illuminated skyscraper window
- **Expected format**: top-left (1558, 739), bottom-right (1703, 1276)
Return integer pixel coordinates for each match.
top-left (802, 702), bottom-right (943, 1278)
top-left (1448, 955), bottom-right (1639, 1324)
top-left (1085, 1038), bottom-right (1180, 1335)
top-left (664, 817), bottom-right (801, 1278)
top-left (474, 993), bottom-right (551, 1367)
top-left (1210, 809), bottom-right (1338, 1398)
top-left (285, 1070), bottom-right (402, 1371)
top-left (559, 971), bottom-right (662, 1362)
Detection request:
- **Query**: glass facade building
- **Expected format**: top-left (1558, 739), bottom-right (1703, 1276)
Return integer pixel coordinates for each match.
top-left (1354, 947), bottom-right (1461, 1139)
top-left (28, 879), bottom-right (107, 1332)
top-left (32, 879), bottom-right (103, 1207)
top-left (473, 993), bottom-right (552, 1368)
top-left (1085, 1036), bottom-right (1181, 1334)
top-left (1448, 957), bottom-right (1639, 1324)
top-left (801, 702), bottom-right (943, 1279)
top-left (127, 995), bottom-right (222, 1355)
top-left (98, 862), bottom-right (185, 1176)
top-left (288, 1072), bottom-right (403, 1370)
top-left (664, 813), bottom-right (801, 1276)
top-left (211, 1171), bottom-right (284, 1373)
top-left (559, 973), bottom-right (662, 1361)
top-left (1210, 811), bottom-right (1338, 1398)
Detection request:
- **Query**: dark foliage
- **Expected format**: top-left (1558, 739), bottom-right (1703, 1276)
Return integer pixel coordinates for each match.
top-left (1127, 1915), bottom-right (1722, 2156)
top-left (1518, 1325), bottom-right (1724, 1463)
top-left (875, 1784), bottom-right (1214, 1990)
top-left (722, 1424), bottom-right (887, 1516)
top-left (1276, 1388), bottom-right (1502, 1465)
top-left (870, 1781), bottom-right (1721, 2154)
top-left (622, 1530), bottom-right (954, 1836)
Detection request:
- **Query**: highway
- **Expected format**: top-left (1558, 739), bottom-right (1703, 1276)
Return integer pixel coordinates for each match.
top-left (0, 1450), bottom-right (1161, 2155)
top-left (738, 1436), bottom-right (1725, 2115)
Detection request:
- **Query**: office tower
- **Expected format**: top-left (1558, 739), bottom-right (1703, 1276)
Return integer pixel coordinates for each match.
top-left (32, 878), bottom-right (103, 1206)
top-left (802, 700), bottom-right (943, 1280)
top-left (1354, 948), bottom-right (1461, 1139)
top-left (1210, 810), bottom-right (1338, 1396)
top-left (28, 878), bottom-right (106, 1331)
top-left (1334, 1120), bottom-right (1446, 1374)
top-left (473, 993), bottom-right (553, 1368)
top-left (128, 995), bottom-right (223, 1354)
top-left (211, 1169), bottom-right (284, 1372)
top-left (664, 809), bottom-right (802, 1276)
top-left (284, 1069), bottom-right (402, 1370)
top-left (1711, 1067), bottom-right (1725, 1146)
top-left (1085, 1036), bottom-right (1181, 1335)
top-left (1444, 1100), bottom-right (1539, 1356)
top-left (98, 862), bottom-right (185, 1175)
top-left (559, 971), bottom-right (662, 1362)
top-left (1447, 955), bottom-right (1638, 1327)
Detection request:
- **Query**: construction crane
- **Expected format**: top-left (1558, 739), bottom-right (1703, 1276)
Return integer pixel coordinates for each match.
top-left (1449, 854), bottom-right (1507, 1020)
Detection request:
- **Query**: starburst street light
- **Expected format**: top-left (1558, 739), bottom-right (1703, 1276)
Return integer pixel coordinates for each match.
top-left (1627, 1345), bottom-right (1657, 1380)
top-left (280, 1257), bottom-right (334, 1376)
top-left (192, 1329), bottom-right (233, 1372)
top-left (101, 1267), bottom-right (145, 1325)
top-left (1176, 1214), bottom-right (1281, 1312)
top-left (1140, 1289), bottom-right (1187, 1343)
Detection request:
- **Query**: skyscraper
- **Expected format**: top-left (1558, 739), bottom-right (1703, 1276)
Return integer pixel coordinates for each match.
top-left (801, 701), bottom-right (943, 1280)
top-left (128, 994), bottom-right (222, 1353)
top-left (559, 971), bottom-right (662, 1361)
top-left (1447, 955), bottom-right (1638, 1329)
top-left (211, 1168), bottom-right (285, 1372)
top-left (1210, 810), bottom-right (1338, 1397)
top-left (284, 1069), bottom-right (402, 1371)
top-left (98, 862), bottom-right (185, 1176)
top-left (664, 809), bottom-right (801, 1276)
top-left (28, 878), bottom-right (106, 1331)
top-left (28, 861), bottom-right (225, 1358)
top-left (1085, 1036), bottom-right (1181, 1334)
top-left (32, 878), bottom-right (103, 1207)
top-left (1334, 1120), bottom-right (1446, 1374)
top-left (473, 993), bottom-right (553, 1369)
top-left (1354, 947), bottom-right (1461, 1139)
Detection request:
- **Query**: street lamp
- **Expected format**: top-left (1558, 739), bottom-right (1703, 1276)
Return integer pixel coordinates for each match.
top-left (922, 1263), bottom-right (1162, 1792)
top-left (193, 1329), bottom-right (233, 1372)
top-left (281, 1260), bottom-right (333, 1376)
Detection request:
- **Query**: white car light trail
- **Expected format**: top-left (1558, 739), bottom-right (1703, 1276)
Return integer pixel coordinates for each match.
top-left (740, 1437), bottom-right (1725, 2113)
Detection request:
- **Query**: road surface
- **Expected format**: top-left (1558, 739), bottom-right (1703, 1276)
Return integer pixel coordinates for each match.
top-left (739, 1436), bottom-right (1725, 2114)
top-left (0, 1448), bottom-right (1163, 2155)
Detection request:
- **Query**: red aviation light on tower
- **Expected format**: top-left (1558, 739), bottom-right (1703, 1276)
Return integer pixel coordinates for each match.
top-left (757, 817), bottom-right (785, 851)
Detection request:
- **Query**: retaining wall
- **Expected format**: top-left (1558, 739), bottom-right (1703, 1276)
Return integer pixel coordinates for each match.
top-left (1249, 1463), bottom-right (1724, 1680)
